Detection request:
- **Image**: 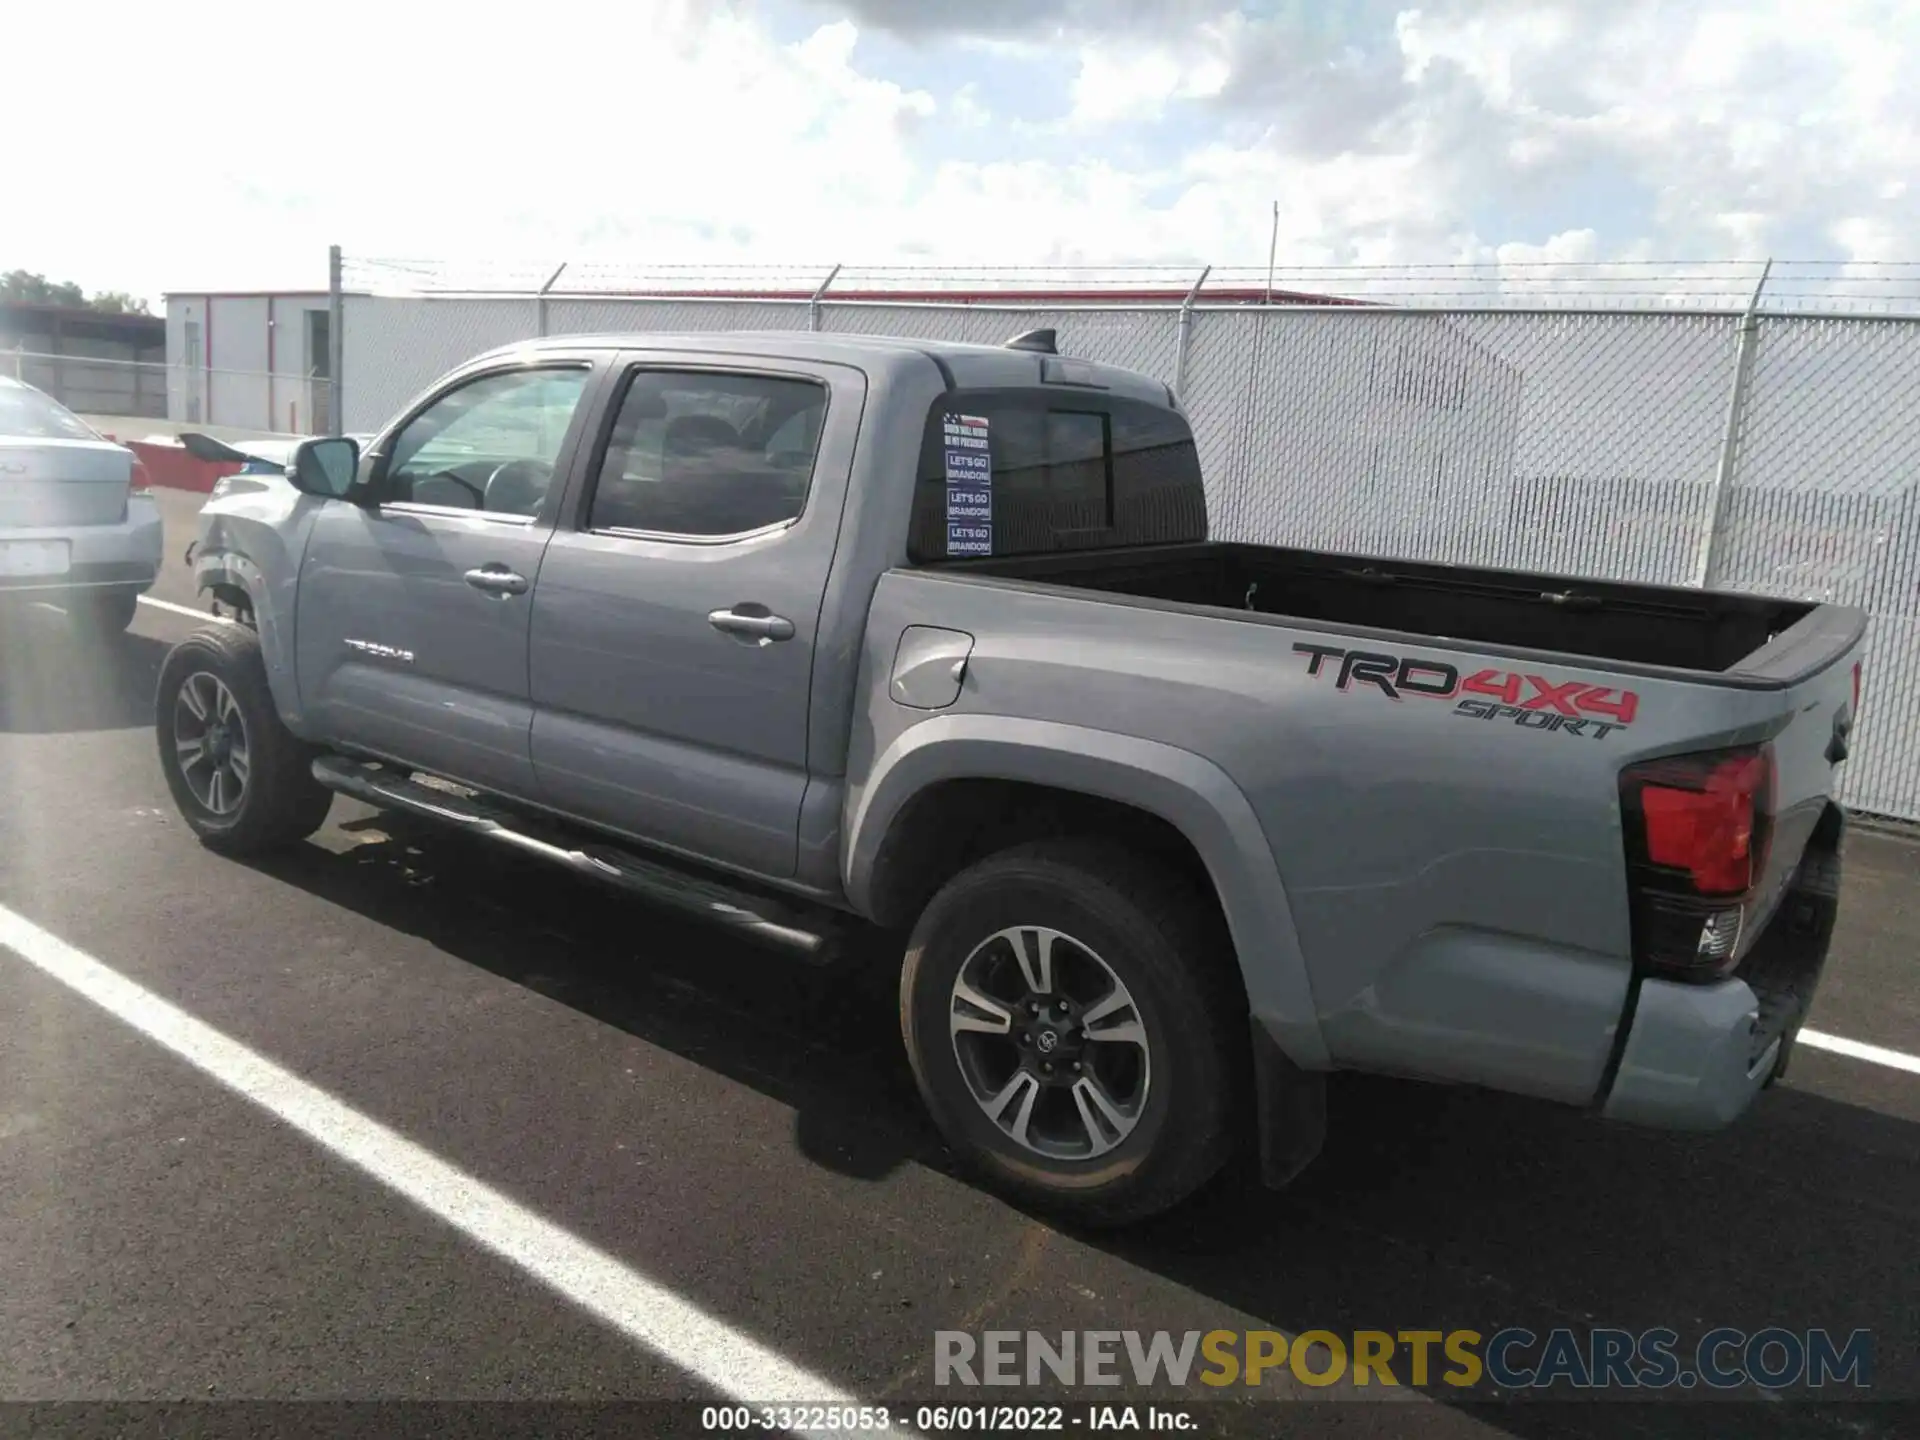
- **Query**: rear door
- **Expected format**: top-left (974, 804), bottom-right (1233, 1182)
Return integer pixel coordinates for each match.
top-left (294, 357), bottom-right (602, 798)
top-left (528, 352), bottom-right (865, 877)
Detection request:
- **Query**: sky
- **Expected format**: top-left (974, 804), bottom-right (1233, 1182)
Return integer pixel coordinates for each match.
top-left (7, 0), bottom-right (1916, 304)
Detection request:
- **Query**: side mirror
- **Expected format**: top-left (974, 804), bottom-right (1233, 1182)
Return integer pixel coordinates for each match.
top-left (290, 436), bottom-right (361, 499)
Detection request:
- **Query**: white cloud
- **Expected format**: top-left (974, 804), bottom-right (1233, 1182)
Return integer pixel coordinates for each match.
top-left (6, 1), bottom-right (943, 295)
top-left (1396, 4), bottom-right (1582, 108)
top-left (1070, 47), bottom-right (1193, 126)
top-left (1832, 216), bottom-right (1903, 263)
top-left (1389, 0), bottom-right (1920, 258)
top-left (950, 84), bottom-right (993, 129)
top-left (1069, 30), bottom-right (1230, 126)
top-left (5, 0), bottom-right (1917, 307)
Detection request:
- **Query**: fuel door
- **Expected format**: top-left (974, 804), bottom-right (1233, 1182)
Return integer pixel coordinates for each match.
top-left (889, 626), bottom-right (975, 710)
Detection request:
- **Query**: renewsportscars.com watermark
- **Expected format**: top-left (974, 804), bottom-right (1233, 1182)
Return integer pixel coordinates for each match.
top-left (934, 1328), bottom-right (1874, 1393)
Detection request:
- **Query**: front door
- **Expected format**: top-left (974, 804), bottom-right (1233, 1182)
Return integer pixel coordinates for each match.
top-left (529, 356), bottom-right (865, 877)
top-left (294, 361), bottom-right (598, 798)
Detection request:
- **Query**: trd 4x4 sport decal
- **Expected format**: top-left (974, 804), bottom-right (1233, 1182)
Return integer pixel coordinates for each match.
top-left (1292, 643), bottom-right (1640, 740)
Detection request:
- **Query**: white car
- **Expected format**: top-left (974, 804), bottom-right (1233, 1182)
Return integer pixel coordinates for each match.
top-left (182, 430), bottom-right (376, 490)
top-left (0, 375), bottom-right (163, 632)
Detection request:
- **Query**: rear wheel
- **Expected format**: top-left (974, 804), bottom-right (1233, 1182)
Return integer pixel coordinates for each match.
top-left (900, 838), bottom-right (1245, 1226)
top-left (70, 587), bottom-right (140, 634)
top-left (156, 625), bottom-right (334, 854)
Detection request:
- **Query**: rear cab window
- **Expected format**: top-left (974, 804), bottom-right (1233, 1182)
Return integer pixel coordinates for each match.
top-left (908, 390), bottom-right (1206, 562)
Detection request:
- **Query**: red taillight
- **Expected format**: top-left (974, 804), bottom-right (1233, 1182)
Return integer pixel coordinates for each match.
top-left (1621, 746), bottom-right (1775, 979)
top-left (1851, 660), bottom-right (1862, 717)
top-left (129, 456), bottom-right (154, 495)
top-left (1638, 751), bottom-right (1769, 896)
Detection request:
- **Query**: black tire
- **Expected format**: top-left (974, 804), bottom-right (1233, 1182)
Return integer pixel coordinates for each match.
top-left (900, 838), bottom-right (1246, 1226)
top-left (155, 625), bottom-right (333, 854)
top-left (71, 587), bottom-right (140, 634)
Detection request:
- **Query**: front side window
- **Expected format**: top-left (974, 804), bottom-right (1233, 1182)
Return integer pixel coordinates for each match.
top-left (588, 369), bottom-right (827, 538)
top-left (385, 367), bottom-right (591, 517)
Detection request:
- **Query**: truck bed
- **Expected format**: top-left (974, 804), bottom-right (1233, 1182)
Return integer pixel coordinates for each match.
top-left (933, 541), bottom-right (1825, 677)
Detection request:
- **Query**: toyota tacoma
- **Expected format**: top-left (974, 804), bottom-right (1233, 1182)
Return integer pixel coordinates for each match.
top-left (156, 330), bottom-right (1863, 1224)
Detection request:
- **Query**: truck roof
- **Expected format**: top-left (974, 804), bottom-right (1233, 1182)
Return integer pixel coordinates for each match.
top-left (490, 330), bottom-right (1177, 406)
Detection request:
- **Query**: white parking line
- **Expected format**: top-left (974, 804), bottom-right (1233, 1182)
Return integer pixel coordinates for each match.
top-left (137, 595), bottom-right (231, 624)
top-left (1799, 1028), bottom-right (1920, 1076)
top-left (0, 901), bottom-right (865, 1422)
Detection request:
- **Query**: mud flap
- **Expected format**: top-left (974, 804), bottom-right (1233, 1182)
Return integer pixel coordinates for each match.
top-left (1250, 1019), bottom-right (1327, 1189)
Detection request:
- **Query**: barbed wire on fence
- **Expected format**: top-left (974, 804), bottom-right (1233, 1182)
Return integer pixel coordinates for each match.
top-left (337, 255), bottom-right (1920, 315)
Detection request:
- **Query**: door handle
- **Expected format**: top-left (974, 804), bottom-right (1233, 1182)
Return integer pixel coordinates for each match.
top-left (708, 607), bottom-right (796, 642)
top-left (464, 566), bottom-right (529, 596)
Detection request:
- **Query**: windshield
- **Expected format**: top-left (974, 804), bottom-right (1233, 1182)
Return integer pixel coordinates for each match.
top-left (0, 381), bottom-right (100, 441)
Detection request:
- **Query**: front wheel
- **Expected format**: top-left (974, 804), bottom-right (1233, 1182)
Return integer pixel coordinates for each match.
top-left (900, 839), bottom-right (1246, 1226)
top-left (155, 625), bottom-right (334, 854)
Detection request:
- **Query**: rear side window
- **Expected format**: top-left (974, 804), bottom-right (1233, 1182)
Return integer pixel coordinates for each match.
top-left (589, 369), bottom-right (827, 538)
top-left (908, 391), bottom-right (1206, 562)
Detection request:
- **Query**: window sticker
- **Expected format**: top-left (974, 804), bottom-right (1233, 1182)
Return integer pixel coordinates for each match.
top-left (942, 413), bottom-right (992, 555)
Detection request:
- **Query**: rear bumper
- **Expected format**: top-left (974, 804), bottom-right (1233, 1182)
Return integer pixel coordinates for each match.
top-left (1600, 977), bottom-right (1782, 1129)
top-left (0, 496), bottom-right (163, 597)
top-left (1601, 805), bottom-right (1844, 1130)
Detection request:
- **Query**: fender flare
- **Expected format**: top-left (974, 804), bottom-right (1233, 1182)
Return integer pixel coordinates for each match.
top-left (193, 549), bottom-right (309, 737)
top-left (844, 713), bottom-right (1330, 1070)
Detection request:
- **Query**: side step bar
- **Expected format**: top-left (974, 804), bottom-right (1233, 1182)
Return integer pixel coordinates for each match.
top-left (311, 756), bottom-right (842, 963)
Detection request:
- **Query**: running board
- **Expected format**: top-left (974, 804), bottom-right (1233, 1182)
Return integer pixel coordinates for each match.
top-left (310, 756), bottom-right (841, 962)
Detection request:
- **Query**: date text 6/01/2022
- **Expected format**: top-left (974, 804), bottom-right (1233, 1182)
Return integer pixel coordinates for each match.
top-left (696, 1403), bottom-right (1193, 1432)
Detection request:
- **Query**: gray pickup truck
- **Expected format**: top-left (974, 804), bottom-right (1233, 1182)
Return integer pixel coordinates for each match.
top-left (158, 329), bottom-right (1865, 1224)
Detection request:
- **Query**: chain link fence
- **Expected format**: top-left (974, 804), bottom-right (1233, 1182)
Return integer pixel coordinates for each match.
top-left (7, 347), bottom-right (169, 422)
top-left (327, 257), bottom-right (1920, 822)
top-left (7, 348), bottom-right (331, 440)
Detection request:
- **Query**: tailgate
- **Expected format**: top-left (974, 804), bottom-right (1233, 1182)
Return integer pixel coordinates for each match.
top-left (1616, 601), bottom-right (1864, 984)
top-left (1731, 603), bottom-right (1864, 932)
top-left (1602, 607), bottom-right (1861, 1126)
top-left (0, 439), bottom-right (133, 527)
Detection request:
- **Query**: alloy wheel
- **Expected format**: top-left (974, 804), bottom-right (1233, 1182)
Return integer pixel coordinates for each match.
top-left (948, 925), bottom-right (1152, 1161)
top-left (172, 672), bottom-right (251, 816)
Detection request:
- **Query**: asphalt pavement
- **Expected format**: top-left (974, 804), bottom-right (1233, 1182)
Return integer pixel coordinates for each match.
top-left (1, 488), bottom-right (1916, 1439)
